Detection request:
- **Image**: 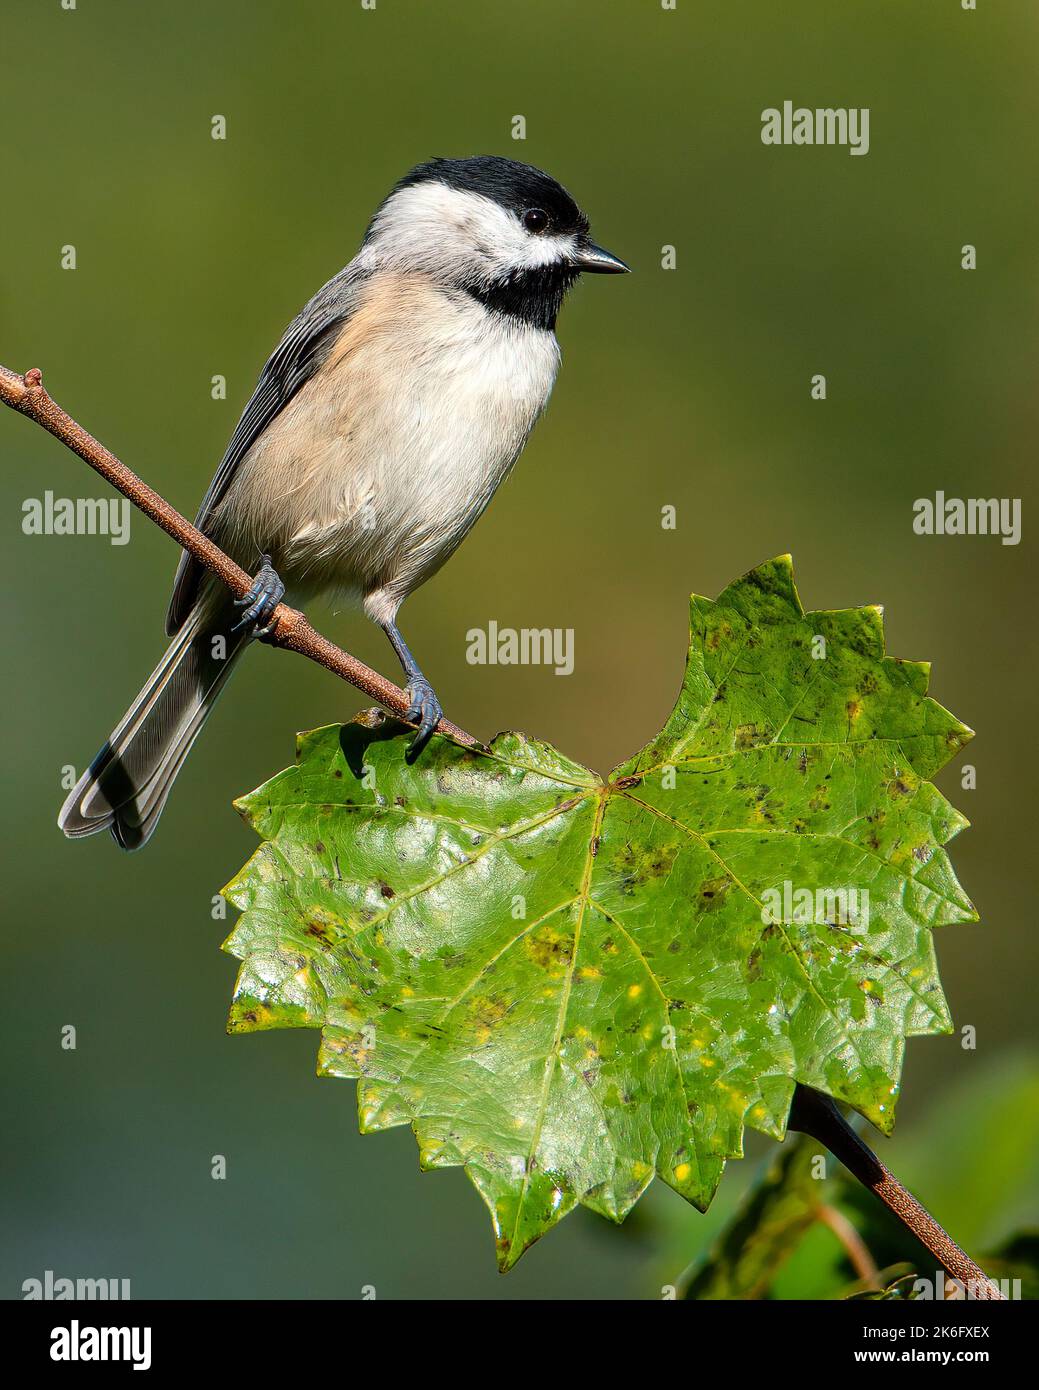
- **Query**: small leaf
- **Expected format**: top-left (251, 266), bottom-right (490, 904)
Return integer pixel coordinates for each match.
top-left (222, 557), bottom-right (976, 1269)
top-left (846, 1269), bottom-right (921, 1300)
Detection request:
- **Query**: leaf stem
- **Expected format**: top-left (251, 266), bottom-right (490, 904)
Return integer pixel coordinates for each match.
top-left (789, 1084), bottom-right (1004, 1299)
top-left (0, 363), bottom-right (478, 747)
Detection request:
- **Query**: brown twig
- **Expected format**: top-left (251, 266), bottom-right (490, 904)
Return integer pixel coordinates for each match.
top-left (815, 1202), bottom-right (880, 1288)
top-left (790, 1085), bottom-right (1005, 1299)
top-left (0, 363), bottom-right (478, 747)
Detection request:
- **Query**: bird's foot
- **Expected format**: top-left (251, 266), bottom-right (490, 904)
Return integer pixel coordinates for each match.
top-left (232, 554), bottom-right (285, 639)
top-left (404, 677), bottom-right (442, 761)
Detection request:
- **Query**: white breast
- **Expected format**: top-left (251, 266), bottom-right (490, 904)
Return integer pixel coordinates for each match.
top-left (227, 275), bottom-right (560, 624)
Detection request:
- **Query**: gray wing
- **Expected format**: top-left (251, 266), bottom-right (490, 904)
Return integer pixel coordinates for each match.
top-left (165, 261), bottom-right (370, 634)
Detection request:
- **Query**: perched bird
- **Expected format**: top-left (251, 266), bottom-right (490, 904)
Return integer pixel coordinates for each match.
top-left (59, 155), bottom-right (628, 849)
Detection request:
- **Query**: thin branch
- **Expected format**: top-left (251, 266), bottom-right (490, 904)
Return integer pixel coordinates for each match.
top-left (815, 1202), bottom-right (880, 1288)
top-left (0, 363), bottom-right (478, 748)
top-left (790, 1084), bottom-right (1005, 1300)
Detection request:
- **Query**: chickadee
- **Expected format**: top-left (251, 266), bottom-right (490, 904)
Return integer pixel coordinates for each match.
top-left (59, 155), bottom-right (628, 850)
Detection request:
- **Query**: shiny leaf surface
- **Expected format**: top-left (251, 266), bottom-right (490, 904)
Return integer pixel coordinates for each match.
top-left (222, 556), bottom-right (975, 1268)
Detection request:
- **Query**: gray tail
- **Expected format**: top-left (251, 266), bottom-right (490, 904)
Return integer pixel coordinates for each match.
top-left (59, 593), bottom-right (249, 850)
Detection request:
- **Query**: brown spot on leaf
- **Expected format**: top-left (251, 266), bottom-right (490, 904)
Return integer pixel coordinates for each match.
top-left (526, 923), bottom-right (574, 972)
top-left (467, 994), bottom-right (510, 1041)
top-left (698, 876), bottom-right (732, 911)
top-left (808, 785), bottom-right (831, 813)
top-left (735, 723), bottom-right (766, 749)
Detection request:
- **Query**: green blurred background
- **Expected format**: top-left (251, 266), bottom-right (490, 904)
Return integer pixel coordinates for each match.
top-left (2, 0), bottom-right (1036, 1298)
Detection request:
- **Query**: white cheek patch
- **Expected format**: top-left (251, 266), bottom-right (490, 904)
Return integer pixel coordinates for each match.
top-left (365, 183), bottom-right (576, 283)
top-left (512, 231), bottom-right (577, 271)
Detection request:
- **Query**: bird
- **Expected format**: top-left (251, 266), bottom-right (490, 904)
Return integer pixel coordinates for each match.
top-left (59, 155), bottom-right (629, 850)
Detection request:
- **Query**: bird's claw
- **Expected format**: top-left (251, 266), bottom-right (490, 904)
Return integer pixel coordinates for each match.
top-left (404, 678), bottom-right (442, 761)
top-left (232, 554), bottom-right (285, 638)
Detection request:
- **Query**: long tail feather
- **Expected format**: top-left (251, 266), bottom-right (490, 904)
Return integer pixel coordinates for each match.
top-left (59, 591), bottom-right (248, 850)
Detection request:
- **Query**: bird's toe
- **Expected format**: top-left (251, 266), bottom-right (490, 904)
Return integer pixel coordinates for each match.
top-left (232, 555), bottom-right (285, 636)
top-left (404, 679), bottom-right (442, 761)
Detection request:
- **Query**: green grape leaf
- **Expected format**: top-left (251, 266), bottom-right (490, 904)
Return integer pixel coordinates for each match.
top-left (221, 556), bottom-right (976, 1270)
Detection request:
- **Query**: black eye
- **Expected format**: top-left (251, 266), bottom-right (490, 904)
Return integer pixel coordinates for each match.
top-left (523, 208), bottom-right (549, 233)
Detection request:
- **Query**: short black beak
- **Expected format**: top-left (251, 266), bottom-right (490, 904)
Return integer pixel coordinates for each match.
top-left (572, 241), bottom-right (630, 274)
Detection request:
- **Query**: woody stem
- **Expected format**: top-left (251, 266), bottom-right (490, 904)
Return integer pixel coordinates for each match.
top-left (789, 1084), bottom-right (1003, 1299)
